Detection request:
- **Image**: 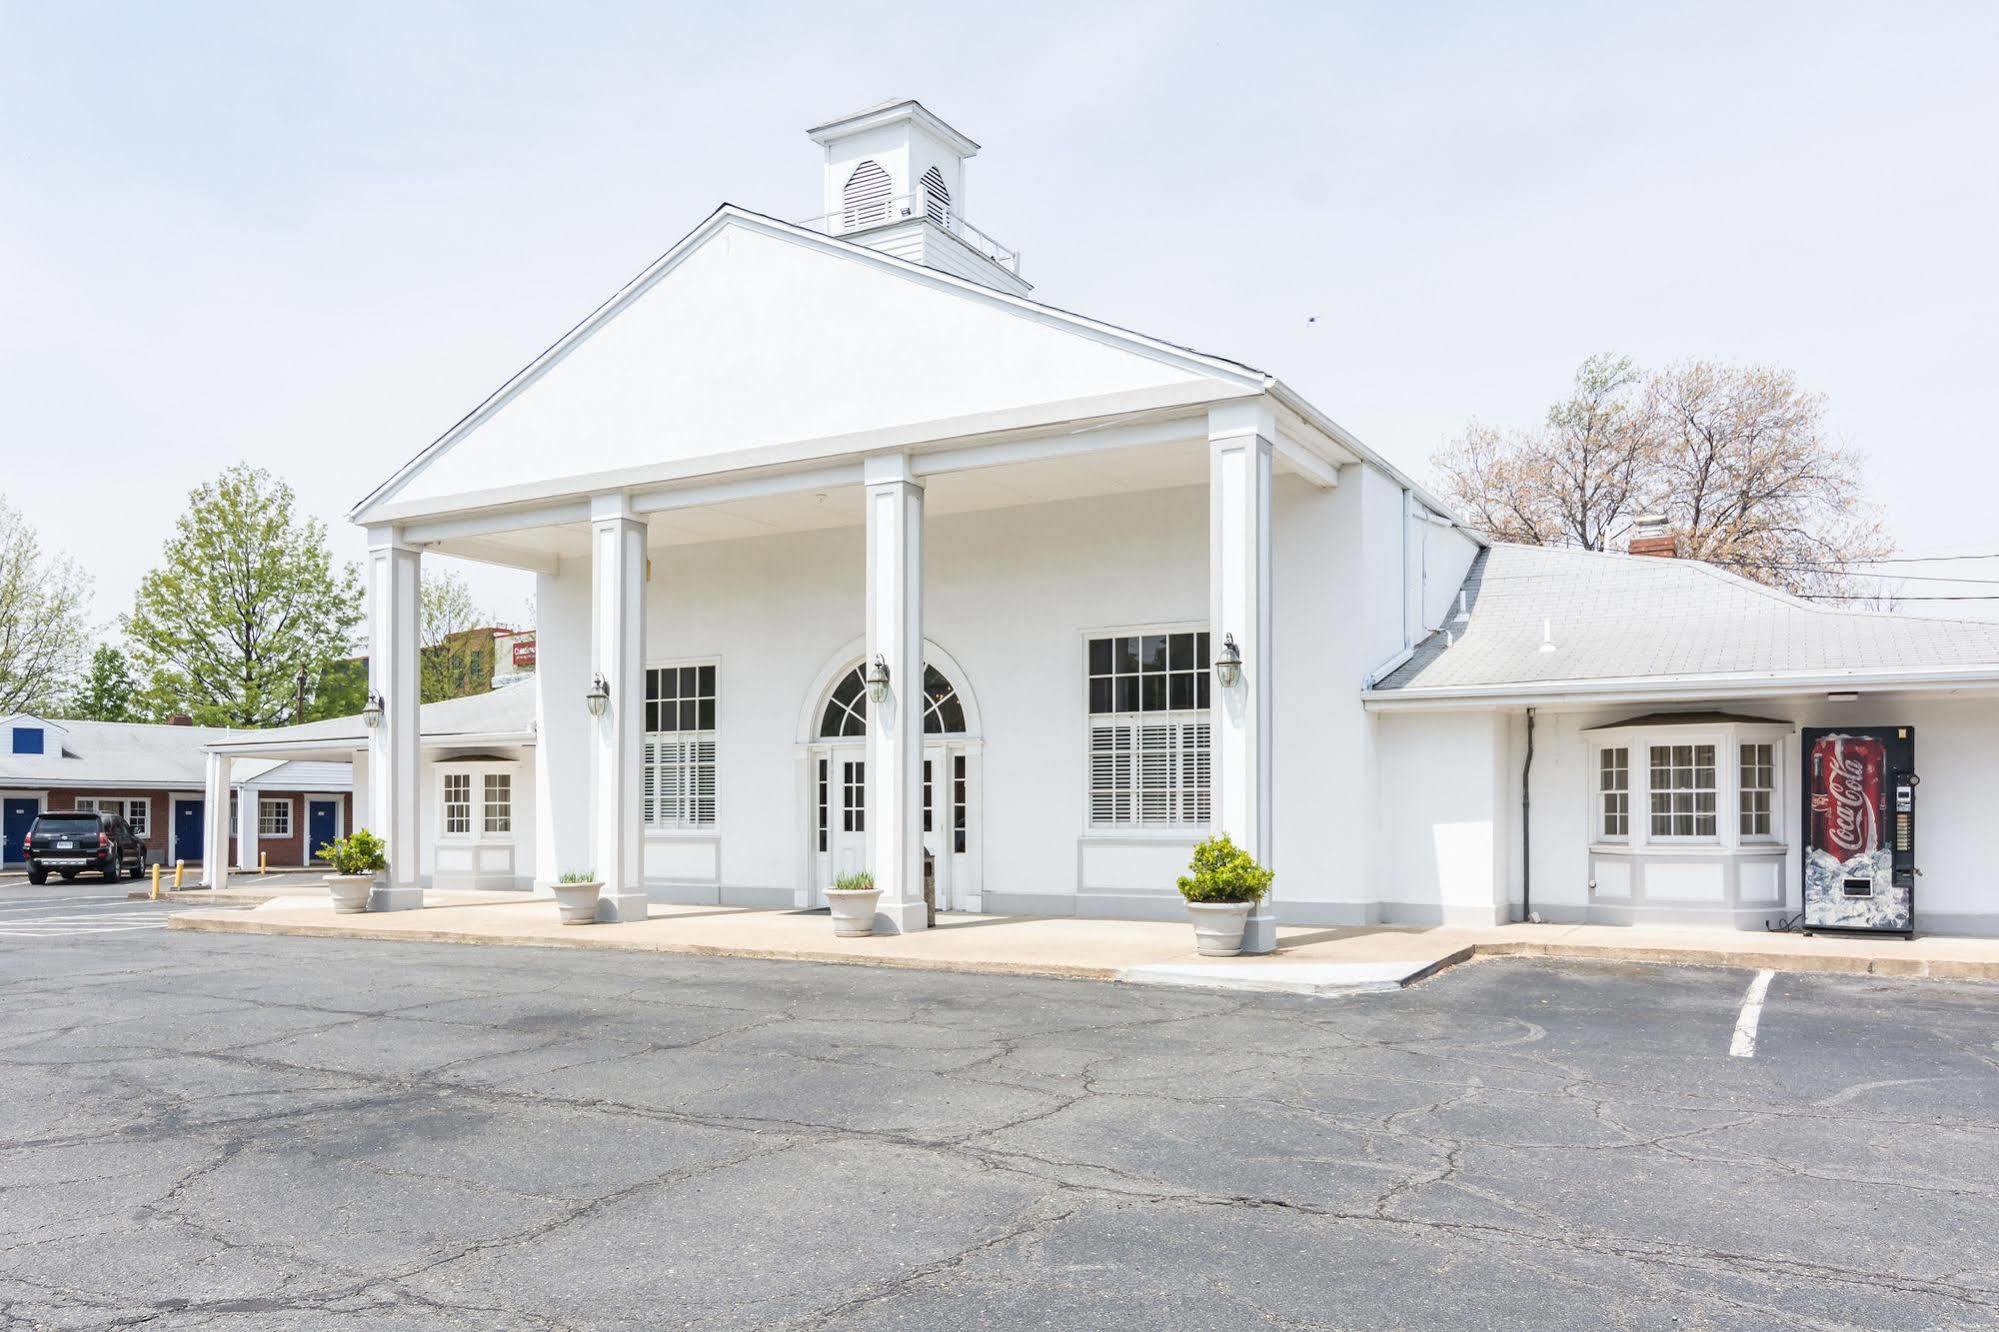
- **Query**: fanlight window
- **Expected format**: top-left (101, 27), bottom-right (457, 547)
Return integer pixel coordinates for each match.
top-left (921, 165), bottom-right (950, 226)
top-left (820, 664), bottom-right (966, 738)
top-left (841, 160), bottom-right (892, 229)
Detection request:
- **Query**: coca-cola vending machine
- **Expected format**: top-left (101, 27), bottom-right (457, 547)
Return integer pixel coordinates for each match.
top-left (1802, 727), bottom-right (1917, 937)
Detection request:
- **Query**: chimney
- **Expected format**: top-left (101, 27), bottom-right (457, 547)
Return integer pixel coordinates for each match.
top-left (167, 714), bottom-right (193, 727)
top-left (1628, 514), bottom-right (1677, 559)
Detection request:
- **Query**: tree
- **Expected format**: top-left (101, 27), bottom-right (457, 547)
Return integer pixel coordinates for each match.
top-left (1645, 360), bottom-right (1891, 597)
top-left (420, 568), bottom-right (493, 703)
top-left (67, 646), bottom-right (139, 722)
top-left (1432, 355), bottom-right (1891, 597)
top-left (124, 465), bottom-right (363, 727)
top-left (0, 498), bottom-right (93, 714)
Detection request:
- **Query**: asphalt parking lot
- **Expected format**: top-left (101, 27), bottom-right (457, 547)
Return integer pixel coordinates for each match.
top-left (3, 879), bottom-right (1997, 1330)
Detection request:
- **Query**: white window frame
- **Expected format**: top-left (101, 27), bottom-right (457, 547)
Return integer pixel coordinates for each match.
top-left (258, 798), bottom-right (292, 838)
top-left (74, 797), bottom-right (149, 838)
top-left (482, 772), bottom-right (512, 835)
top-left (436, 760), bottom-right (518, 844)
top-left (1590, 745), bottom-right (1631, 843)
top-left (1737, 739), bottom-right (1780, 844)
top-left (1645, 739), bottom-right (1721, 843)
top-left (1082, 624), bottom-right (1213, 832)
top-left (1586, 721), bottom-right (1789, 854)
top-left (644, 657), bottom-right (718, 832)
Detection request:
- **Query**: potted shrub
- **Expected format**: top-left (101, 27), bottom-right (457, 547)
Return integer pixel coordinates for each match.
top-left (551, 870), bottom-right (602, 925)
top-left (1176, 834), bottom-right (1274, 957)
top-left (825, 870), bottom-right (881, 937)
top-left (319, 830), bottom-right (387, 914)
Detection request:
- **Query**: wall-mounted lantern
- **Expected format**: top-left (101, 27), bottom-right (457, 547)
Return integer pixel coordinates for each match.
top-left (1214, 633), bottom-right (1243, 690)
top-left (584, 674), bottom-right (611, 718)
top-left (361, 693), bottom-right (385, 729)
top-left (865, 654), bottom-right (893, 705)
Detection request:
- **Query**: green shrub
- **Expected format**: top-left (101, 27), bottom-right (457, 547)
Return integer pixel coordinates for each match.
top-left (833, 870), bottom-right (876, 893)
top-left (320, 829), bottom-right (388, 877)
top-left (1175, 834), bottom-right (1273, 904)
top-left (558, 870), bottom-right (598, 884)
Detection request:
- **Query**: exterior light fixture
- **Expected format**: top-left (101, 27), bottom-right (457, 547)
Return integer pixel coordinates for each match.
top-left (360, 693), bottom-right (385, 730)
top-left (584, 674), bottom-right (611, 718)
top-left (1827, 691), bottom-right (1860, 703)
top-left (1214, 634), bottom-right (1243, 689)
top-left (865, 654), bottom-right (893, 705)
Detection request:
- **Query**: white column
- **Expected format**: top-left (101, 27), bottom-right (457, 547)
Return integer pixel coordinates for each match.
top-left (1209, 402), bottom-right (1277, 953)
top-left (367, 528), bottom-right (423, 910)
top-left (201, 752), bottom-right (231, 889)
top-left (864, 454), bottom-right (927, 933)
top-left (236, 786), bottom-right (259, 871)
top-left (589, 494), bottom-right (648, 922)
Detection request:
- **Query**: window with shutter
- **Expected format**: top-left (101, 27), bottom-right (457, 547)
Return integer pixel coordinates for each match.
top-left (645, 663), bottom-right (718, 828)
top-left (1085, 631), bottom-right (1211, 829)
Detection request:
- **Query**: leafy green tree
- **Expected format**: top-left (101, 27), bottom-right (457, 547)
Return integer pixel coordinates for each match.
top-left (0, 497), bottom-right (93, 714)
top-left (67, 645), bottom-right (139, 722)
top-left (420, 568), bottom-right (494, 703)
top-left (124, 465), bottom-right (363, 726)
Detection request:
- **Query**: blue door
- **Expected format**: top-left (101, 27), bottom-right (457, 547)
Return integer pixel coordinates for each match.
top-left (308, 801), bottom-right (337, 862)
top-left (4, 798), bottom-right (38, 864)
top-left (174, 800), bottom-right (204, 863)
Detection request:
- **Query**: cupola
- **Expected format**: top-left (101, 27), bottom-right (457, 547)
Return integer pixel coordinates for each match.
top-left (802, 99), bottom-right (1029, 295)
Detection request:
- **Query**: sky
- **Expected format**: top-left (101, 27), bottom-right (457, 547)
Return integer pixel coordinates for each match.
top-left (3, 0), bottom-right (1997, 631)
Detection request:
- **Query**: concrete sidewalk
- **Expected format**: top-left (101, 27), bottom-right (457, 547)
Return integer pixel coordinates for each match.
top-left (166, 894), bottom-right (1999, 993)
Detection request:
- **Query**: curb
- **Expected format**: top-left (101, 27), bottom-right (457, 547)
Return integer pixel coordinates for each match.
top-left (164, 913), bottom-right (1999, 988)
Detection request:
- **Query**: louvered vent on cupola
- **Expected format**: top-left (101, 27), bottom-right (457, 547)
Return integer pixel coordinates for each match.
top-left (921, 165), bottom-right (950, 226)
top-left (841, 160), bottom-right (892, 229)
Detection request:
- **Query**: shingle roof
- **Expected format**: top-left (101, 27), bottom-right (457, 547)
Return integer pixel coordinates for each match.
top-left (1371, 545), bottom-right (1999, 697)
top-left (208, 681), bottom-right (536, 753)
top-left (0, 717), bottom-right (305, 790)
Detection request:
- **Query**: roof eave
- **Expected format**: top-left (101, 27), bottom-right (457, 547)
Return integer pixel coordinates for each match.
top-left (1362, 665), bottom-right (1999, 711)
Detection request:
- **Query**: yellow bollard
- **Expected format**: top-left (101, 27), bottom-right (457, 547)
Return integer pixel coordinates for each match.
top-left (259, 851), bottom-right (267, 875)
top-left (173, 860), bottom-right (185, 889)
top-left (150, 864), bottom-right (162, 900)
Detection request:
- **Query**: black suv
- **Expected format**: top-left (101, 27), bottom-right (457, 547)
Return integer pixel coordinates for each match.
top-left (25, 811), bottom-right (147, 885)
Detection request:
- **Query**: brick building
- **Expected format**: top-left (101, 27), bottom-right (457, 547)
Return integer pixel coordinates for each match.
top-left (0, 714), bottom-right (351, 869)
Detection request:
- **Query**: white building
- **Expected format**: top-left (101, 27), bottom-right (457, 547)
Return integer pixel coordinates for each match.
top-left (209, 100), bottom-right (1999, 943)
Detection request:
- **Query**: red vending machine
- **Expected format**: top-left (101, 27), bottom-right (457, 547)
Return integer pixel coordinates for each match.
top-left (1801, 727), bottom-right (1917, 937)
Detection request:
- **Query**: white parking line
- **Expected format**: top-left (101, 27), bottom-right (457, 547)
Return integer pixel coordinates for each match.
top-left (1730, 969), bottom-right (1777, 1058)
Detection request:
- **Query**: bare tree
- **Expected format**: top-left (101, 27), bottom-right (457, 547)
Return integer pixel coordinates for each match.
top-left (1646, 360), bottom-right (1891, 597)
top-left (1432, 355), bottom-right (1893, 597)
top-left (0, 498), bottom-right (94, 714)
top-left (1432, 354), bottom-right (1652, 550)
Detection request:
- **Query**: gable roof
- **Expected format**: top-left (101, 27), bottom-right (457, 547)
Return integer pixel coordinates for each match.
top-left (0, 717), bottom-right (314, 791)
top-left (349, 204), bottom-right (1273, 524)
top-left (1369, 545), bottom-right (1999, 703)
top-left (208, 681), bottom-right (536, 755)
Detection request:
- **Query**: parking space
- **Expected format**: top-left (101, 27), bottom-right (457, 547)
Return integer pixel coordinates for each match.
top-left (0, 877), bottom-right (174, 937)
top-left (2, 909), bottom-right (1996, 1328)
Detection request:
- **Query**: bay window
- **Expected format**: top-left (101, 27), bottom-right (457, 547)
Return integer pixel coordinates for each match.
top-left (1647, 743), bottom-right (1717, 840)
top-left (1739, 742), bottom-right (1776, 839)
top-left (1086, 630), bottom-right (1211, 828)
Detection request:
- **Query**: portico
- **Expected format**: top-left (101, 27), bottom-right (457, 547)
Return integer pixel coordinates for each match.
top-left (334, 102), bottom-right (1478, 943)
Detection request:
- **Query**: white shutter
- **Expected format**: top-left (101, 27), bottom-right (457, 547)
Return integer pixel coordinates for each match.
top-left (1183, 722), bottom-right (1211, 824)
top-left (693, 739), bottom-right (716, 826)
top-left (1137, 723), bottom-right (1174, 825)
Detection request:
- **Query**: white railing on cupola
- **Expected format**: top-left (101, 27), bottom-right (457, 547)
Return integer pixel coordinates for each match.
top-left (793, 194), bottom-right (1023, 277)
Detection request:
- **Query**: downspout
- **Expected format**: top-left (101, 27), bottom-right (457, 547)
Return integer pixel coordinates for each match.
top-left (1521, 708), bottom-right (1535, 924)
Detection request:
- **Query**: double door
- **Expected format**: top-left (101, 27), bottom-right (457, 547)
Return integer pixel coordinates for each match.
top-left (816, 744), bottom-right (968, 908)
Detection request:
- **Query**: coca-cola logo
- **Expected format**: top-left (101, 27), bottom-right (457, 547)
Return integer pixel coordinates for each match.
top-left (1826, 751), bottom-right (1875, 857)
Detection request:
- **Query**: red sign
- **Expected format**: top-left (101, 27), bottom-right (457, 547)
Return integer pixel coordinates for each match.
top-left (511, 635), bottom-right (537, 668)
top-left (1811, 733), bottom-right (1882, 863)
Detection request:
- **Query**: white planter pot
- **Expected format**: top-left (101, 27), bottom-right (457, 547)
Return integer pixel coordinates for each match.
top-left (551, 881), bottom-right (603, 925)
top-left (825, 888), bottom-right (882, 937)
top-left (1187, 901), bottom-right (1255, 956)
top-left (324, 874), bottom-right (374, 915)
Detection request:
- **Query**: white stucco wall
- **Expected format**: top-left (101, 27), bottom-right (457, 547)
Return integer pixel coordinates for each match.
top-left (524, 472), bottom-right (1425, 922)
top-left (1374, 710), bottom-right (1512, 926)
top-left (1376, 693), bottom-right (1999, 935)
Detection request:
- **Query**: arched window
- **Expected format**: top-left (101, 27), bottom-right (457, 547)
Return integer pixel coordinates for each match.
top-left (841, 160), bottom-right (892, 229)
top-left (920, 165), bottom-right (950, 227)
top-left (819, 664), bottom-right (966, 738)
